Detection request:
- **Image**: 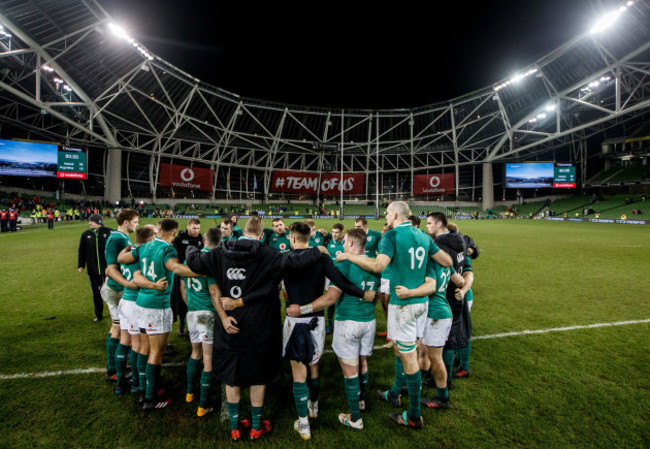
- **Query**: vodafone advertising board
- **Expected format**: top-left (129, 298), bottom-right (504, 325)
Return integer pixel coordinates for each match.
top-left (271, 170), bottom-right (365, 194)
top-left (412, 174), bottom-right (455, 195)
top-left (158, 163), bottom-right (214, 192)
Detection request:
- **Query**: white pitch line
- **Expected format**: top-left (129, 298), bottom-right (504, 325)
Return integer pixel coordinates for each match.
top-left (1, 319), bottom-right (649, 381)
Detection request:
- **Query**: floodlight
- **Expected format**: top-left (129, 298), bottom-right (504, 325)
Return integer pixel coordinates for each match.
top-left (590, 9), bottom-right (624, 33)
top-left (108, 23), bottom-right (128, 40)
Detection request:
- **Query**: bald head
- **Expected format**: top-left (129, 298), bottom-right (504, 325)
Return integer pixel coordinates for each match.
top-left (388, 201), bottom-right (409, 218)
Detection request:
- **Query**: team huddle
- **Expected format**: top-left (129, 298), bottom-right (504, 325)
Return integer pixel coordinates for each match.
top-left (98, 201), bottom-right (478, 441)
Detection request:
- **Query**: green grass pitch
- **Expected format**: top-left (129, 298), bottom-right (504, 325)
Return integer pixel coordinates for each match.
top-left (0, 217), bottom-right (648, 448)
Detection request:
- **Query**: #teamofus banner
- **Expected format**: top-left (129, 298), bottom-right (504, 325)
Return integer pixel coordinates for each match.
top-left (271, 170), bottom-right (365, 194)
top-left (412, 174), bottom-right (455, 195)
top-left (158, 163), bottom-right (214, 192)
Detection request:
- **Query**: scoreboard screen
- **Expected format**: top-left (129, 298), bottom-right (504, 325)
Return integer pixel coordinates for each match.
top-left (553, 164), bottom-right (576, 188)
top-left (506, 162), bottom-right (576, 189)
top-left (57, 147), bottom-right (87, 179)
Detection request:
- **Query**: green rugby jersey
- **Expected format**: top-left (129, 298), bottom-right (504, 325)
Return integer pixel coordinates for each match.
top-left (309, 233), bottom-right (326, 247)
top-left (105, 231), bottom-right (132, 291)
top-left (132, 238), bottom-right (178, 309)
top-left (327, 238), bottom-right (345, 264)
top-left (427, 260), bottom-right (453, 319)
top-left (364, 229), bottom-right (382, 257)
top-left (335, 259), bottom-right (380, 322)
top-left (261, 228), bottom-right (275, 244)
top-left (379, 222), bottom-right (439, 306)
top-left (267, 231), bottom-right (291, 253)
top-left (222, 233), bottom-right (239, 244)
top-left (120, 250), bottom-right (139, 302)
top-left (183, 249), bottom-right (216, 312)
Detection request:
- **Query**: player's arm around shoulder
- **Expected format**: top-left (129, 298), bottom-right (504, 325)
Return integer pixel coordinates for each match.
top-left (117, 245), bottom-right (136, 265)
top-left (395, 276), bottom-right (436, 300)
top-left (336, 252), bottom-right (390, 274)
top-left (430, 240), bottom-right (453, 267)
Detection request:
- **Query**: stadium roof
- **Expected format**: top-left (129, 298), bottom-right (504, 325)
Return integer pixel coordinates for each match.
top-left (0, 0), bottom-right (649, 176)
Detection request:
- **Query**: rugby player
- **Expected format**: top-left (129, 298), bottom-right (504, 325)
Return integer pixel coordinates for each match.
top-left (181, 226), bottom-right (221, 417)
top-left (287, 227), bottom-right (379, 430)
top-left (426, 213), bottom-right (469, 389)
top-left (337, 201), bottom-right (452, 429)
top-left (452, 233), bottom-right (478, 379)
top-left (282, 222), bottom-right (374, 440)
top-left (220, 218), bottom-right (239, 244)
top-left (186, 217), bottom-right (328, 441)
top-left (264, 218), bottom-right (291, 254)
top-left (304, 219), bottom-right (327, 247)
top-left (324, 223), bottom-right (346, 333)
top-left (354, 217), bottom-right (388, 337)
top-left (101, 209), bottom-right (139, 382)
top-left (171, 218), bottom-right (203, 337)
top-left (117, 219), bottom-right (200, 410)
top-left (114, 225), bottom-right (166, 395)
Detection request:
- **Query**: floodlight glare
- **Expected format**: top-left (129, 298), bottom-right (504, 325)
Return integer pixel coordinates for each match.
top-left (590, 5), bottom-right (629, 34)
top-left (109, 23), bottom-right (129, 40)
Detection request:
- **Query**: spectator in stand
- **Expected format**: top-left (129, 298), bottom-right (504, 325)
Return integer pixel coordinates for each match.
top-left (78, 214), bottom-right (112, 322)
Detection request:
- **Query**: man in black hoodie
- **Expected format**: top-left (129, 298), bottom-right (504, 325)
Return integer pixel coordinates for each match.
top-left (77, 214), bottom-right (112, 322)
top-left (185, 217), bottom-right (327, 442)
top-left (427, 212), bottom-right (468, 389)
top-left (171, 218), bottom-right (203, 336)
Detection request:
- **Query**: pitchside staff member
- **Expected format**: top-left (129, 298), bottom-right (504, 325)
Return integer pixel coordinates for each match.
top-left (171, 218), bottom-right (203, 336)
top-left (78, 214), bottom-right (112, 322)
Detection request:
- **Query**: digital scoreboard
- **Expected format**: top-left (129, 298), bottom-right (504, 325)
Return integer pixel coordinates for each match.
top-left (57, 146), bottom-right (87, 179)
top-left (553, 164), bottom-right (576, 188)
top-left (505, 162), bottom-right (576, 189)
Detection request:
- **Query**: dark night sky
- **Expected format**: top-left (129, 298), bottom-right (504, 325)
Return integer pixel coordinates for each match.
top-left (99, 0), bottom-right (626, 109)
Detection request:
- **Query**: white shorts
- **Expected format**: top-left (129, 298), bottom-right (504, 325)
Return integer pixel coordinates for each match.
top-left (468, 299), bottom-right (473, 312)
top-left (332, 319), bottom-right (377, 360)
top-left (118, 300), bottom-right (140, 335)
top-left (282, 316), bottom-right (325, 365)
top-left (380, 278), bottom-right (390, 294)
top-left (100, 281), bottom-right (122, 324)
top-left (421, 317), bottom-right (452, 348)
top-left (325, 278), bottom-right (331, 290)
top-left (187, 310), bottom-right (216, 344)
top-left (136, 305), bottom-right (173, 335)
top-left (387, 303), bottom-right (428, 343)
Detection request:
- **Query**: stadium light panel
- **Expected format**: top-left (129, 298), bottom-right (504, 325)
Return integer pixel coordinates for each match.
top-left (590, 1), bottom-right (634, 34)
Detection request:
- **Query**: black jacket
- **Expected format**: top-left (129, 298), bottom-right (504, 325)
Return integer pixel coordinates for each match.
top-left (186, 240), bottom-right (323, 387)
top-left (172, 230), bottom-right (203, 264)
top-left (78, 226), bottom-right (112, 276)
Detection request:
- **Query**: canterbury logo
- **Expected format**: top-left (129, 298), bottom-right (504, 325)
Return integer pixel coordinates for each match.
top-left (226, 268), bottom-right (247, 280)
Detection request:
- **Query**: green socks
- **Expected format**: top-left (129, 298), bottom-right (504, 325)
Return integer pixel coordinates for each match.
top-left (344, 376), bottom-right (361, 421)
top-left (443, 349), bottom-right (455, 385)
top-left (359, 370), bottom-right (369, 400)
top-left (458, 341), bottom-right (471, 371)
top-left (389, 356), bottom-right (405, 397)
top-left (308, 376), bottom-right (320, 402)
top-left (405, 372), bottom-right (422, 419)
top-left (145, 363), bottom-right (161, 401)
top-left (114, 343), bottom-right (130, 388)
top-left (137, 353), bottom-right (148, 395)
top-left (293, 381), bottom-right (310, 418)
top-left (251, 406), bottom-right (263, 431)
top-left (199, 371), bottom-right (213, 408)
top-left (437, 386), bottom-right (449, 400)
top-left (187, 357), bottom-right (202, 395)
top-left (129, 349), bottom-right (139, 391)
top-left (227, 402), bottom-right (240, 430)
top-left (105, 334), bottom-right (119, 374)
